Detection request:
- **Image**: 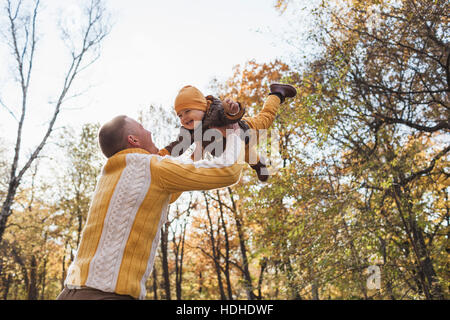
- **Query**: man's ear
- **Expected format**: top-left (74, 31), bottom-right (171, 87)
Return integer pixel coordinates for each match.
top-left (127, 135), bottom-right (139, 146)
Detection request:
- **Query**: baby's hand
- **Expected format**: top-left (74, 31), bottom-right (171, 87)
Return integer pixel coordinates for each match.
top-left (223, 98), bottom-right (240, 115)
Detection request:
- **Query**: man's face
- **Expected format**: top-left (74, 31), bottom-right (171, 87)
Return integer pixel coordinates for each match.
top-left (126, 117), bottom-right (158, 154)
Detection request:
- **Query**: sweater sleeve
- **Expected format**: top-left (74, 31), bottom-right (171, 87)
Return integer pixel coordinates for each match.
top-left (242, 94), bottom-right (281, 130)
top-left (224, 102), bottom-right (245, 121)
top-left (169, 192), bottom-right (182, 203)
top-left (158, 148), bottom-right (170, 156)
top-left (152, 133), bottom-right (244, 193)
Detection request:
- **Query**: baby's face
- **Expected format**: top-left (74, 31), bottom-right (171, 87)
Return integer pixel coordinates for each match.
top-left (177, 109), bottom-right (205, 130)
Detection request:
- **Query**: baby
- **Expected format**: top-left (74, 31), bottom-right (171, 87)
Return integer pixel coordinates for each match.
top-left (158, 83), bottom-right (297, 182)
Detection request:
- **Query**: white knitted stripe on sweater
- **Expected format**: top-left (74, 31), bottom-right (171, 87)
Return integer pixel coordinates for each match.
top-left (86, 153), bottom-right (151, 293)
top-left (64, 167), bottom-right (104, 289)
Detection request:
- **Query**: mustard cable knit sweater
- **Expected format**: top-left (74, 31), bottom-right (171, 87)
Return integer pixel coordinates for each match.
top-left (64, 134), bottom-right (244, 299)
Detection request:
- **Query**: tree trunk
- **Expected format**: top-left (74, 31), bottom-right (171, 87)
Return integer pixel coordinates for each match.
top-left (410, 220), bottom-right (444, 299)
top-left (172, 205), bottom-right (191, 300)
top-left (256, 258), bottom-right (267, 300)
top-left (203, 192), bottom-right (227, 300)
top-left (227, 188), bottom-right (256, 300)
top-left (39, 255), bottom-right (48, 300)
top-left (0, 188), bottom-right (17, 243)
top-left (3, 274), bottom-right (12, 300)
top-left (11, 243), bottom-right (29, 298)
top-left (152, 266), bottom-right (158, 300)
top-left (216, 190), bottom-right (233, 300)
top-left (61, 240), bottom-right (70, 290)
top-left (393, 184), bottom-right (444, 299)
top-left (198, 271), bottom-right (203, 295)
top-left (174, 224), bottom-right (187, 300)
top-left (27, 255), bottom-right (38, 300)
top-left (160, 222), bottom-right (171, 300)
top-left (341, 217), bottom-right (368, 299)
top-left (284, 257), bottom-right (302, 300)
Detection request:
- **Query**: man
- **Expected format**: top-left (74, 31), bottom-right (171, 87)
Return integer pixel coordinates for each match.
top-left (57, 115), bottom-right (244, 300)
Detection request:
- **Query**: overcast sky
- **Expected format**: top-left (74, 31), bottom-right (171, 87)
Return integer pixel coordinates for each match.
top-left (0, 0), bottom-right (301, 154)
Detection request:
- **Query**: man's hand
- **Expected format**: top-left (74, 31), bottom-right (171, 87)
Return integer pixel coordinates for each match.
top-left (223, 98), bottom-right (240, 115)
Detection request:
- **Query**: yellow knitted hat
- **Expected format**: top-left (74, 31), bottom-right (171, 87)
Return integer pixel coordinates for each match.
top-left (174, 85), bottom-right (208, 114)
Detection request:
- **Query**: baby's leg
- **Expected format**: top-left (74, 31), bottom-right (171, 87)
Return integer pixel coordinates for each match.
top-left (239, 93), bottom-right (280, 167)
top-left (244, 143), bottom-right (270, 182)
top-left (241, 84), bottom-right (296, 181)
top-left (245, 142), bottom-right (259, 165)
top-left (242, 94), bottom-right (281, 132)
top-left (243, 83), bottom-right (297, 133)
top-left (240, 127), bottom-right (270, 182)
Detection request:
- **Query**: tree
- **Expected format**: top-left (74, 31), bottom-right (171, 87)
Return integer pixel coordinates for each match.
top-left (210, 59), bottom-right (306, 299)
top-left (276, 0), bottom-right (449, 299)
top-left (0, 182), bottom-right (64, 299)
top-left (0, 122), bottom-right (103, 299)
top-left (170, 198), bottom-right (194, 300)
top-left (0, 0), bottom-right (111, 243)
top-left (52, 123), bottom-right (102, 288)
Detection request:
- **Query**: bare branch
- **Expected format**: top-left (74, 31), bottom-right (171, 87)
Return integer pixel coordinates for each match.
top-left (16, 0), bottom-right (110, 184)
top-left (0, 97), bottom-right (18, 122)
top-left (402, 144), bottom-right (450, 185)
top-left (373, 112), bottom-right (450, 132)
top-left (0, 0), bottom-right (110, 243)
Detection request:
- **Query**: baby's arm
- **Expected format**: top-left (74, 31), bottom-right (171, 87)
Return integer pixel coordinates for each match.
top-left (159, 126), bottom-right (193, 157)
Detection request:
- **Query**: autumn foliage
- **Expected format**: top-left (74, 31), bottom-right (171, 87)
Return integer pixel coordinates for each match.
top-left (0, 0), bottom-right (448, 299)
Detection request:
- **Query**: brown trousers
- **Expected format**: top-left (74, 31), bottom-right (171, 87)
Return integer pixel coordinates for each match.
top-left (57, 287), bottom-right (136, 300)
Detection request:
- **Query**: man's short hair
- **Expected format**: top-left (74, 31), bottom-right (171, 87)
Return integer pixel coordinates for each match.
top-left (98, 115), bottom-right (129, 158)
